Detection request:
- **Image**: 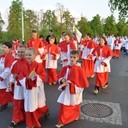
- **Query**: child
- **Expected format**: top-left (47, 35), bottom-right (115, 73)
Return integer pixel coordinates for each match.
top-left (113, 36), bottom-right (122, 58)
top-left (0, 41), bottom-right (14, 111)
top-left (42, 36), bottom-right (60, 85)
top-left (58, 34), bottom-right (76, 67)
top-left (56, 50), bottom-right (89, 128)
top-left (8, 45), bottom-right (27, 128)
top-left (38, 34), bottom-right (48, 68)
top-left (12, 37), bottom-right (21, 58)
top-left (19, 48), bottom-right (49, 128)
top-left (93, 37), bottom-right (112, 94)
top-left (27, 30), bottom-right (43, 63)
top-left (81, 33), bottom-right (96, 77)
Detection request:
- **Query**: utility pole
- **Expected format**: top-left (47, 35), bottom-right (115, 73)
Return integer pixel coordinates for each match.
top-left (21, 0), bottom-right (25, 44)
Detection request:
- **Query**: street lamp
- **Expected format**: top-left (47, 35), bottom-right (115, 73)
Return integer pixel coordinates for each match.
top-left (21, 0), bottom-right (24, 44)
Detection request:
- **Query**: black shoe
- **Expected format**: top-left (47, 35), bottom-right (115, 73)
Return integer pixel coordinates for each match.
top-left (8, 121), bottom-right (24, 128)
top-left (8, 122), bottom-right (17, 128)
top-left (93, 86), bottom-right (99, 94)
top-left (44, 111), bottom-right (49, 119)
top-left (0, 104), bottom-right (8, 112)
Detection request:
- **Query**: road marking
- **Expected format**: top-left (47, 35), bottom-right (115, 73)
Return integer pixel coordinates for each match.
top-left (80, 100), bottom-right (122, 125)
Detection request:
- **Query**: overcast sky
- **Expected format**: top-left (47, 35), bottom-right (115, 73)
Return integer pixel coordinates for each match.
top-left (0, 0), bottom-right (118, 30)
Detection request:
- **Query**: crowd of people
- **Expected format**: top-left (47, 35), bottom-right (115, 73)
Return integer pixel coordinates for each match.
top-left (0, 29), bottom-right (125, 128)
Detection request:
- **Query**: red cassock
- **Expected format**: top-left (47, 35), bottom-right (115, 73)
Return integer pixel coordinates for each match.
top-left (57, 65), bottom-right (89, 125)
top-left (113, 39), bottom-right (122, 57)
top-left (10, 59), bottom-right (28, 124)
top-left (40, 39), bottom-right (48, 68)
top-left (19, 61), bottom-right (48, 127)
top-left (58, 40), bottom-right (76, 53)
top-left (12, 41), bottom-right (21, 57)
top-left (41, 39), bottom-right (48, 47)
top-left (81, 39), bottom-right (96, 77)
top-left (44, 44), bottom-right (60, 83)
top-left (27, 38), bottom-right (42, 54)
top-left (0, 53), bottom-right (14, 106)
top-left (93, 45), bottom-right (112, 87)
top-left (58, 40), bottom-right (76, 66)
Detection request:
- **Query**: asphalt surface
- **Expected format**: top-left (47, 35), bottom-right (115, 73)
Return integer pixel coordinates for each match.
top-left (0, 54), bottom-right (128, 128)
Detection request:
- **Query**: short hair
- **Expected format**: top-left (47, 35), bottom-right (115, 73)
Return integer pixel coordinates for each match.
top-left (31, 30), bottom-right (37, 33)
top-left (70, 50), bottom-right (79, 56)
top-left (2, 41), bottom-right (12, 48)
top-left (49, 30), bottom-right (53, 32)
top-left (65, 33), bottom-right (71, 37)
top-left (62, 31), bottom-right (66, 36)
top-left (72, 32), bottom-right (76, 36)
top-left (39, 34), bottom-right (44, 38)
top-left (26, 48), bottom-right (37, 55)
top-left (12, 37), bottom-right (18, 41)
top-left (17, 44), bottom-right (26, 49)
top-left (87, 33), bottom-right (92, 38)
top-left (49, 36), bottom-right (55, 40)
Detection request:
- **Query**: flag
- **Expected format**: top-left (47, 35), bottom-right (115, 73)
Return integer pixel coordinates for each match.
top-left (73, 26), bottom-right (82, 43)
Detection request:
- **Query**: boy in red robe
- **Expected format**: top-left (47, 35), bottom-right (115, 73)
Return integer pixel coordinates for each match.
top-left (12, 37), bottom-right (21, 58)
top-left (81, 33), bottom-right (96, 77)
top-left (27, 30), bottom-right (43, 63)
top-left (55, 50), bottom-right (89, 128)
top-left (0, 41), bottom-right (14, 111)
top-left (42, 36), bottom-right (60, 85)
top-left (8, 45), bottom-right (27, 128)
top-left (19, 48), bottom-right (49, 128)
top-left (39, 34), bottom-right (48, 68)
top-left (113, 36), bottom-right (122, 58)
top-left (58, 34), bottom-right (76, 67)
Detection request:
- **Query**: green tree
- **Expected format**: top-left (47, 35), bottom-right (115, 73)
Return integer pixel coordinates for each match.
top-left (0, 12), bottom-right (4, 43)
top-left (116, 18), bottom-right (126, 36)
top-left (121, 23), bottom-right (128, 36)
top-left (55, 3), bottom-right (65, 32)
top-left (7, 0), bottom-right (22, 40)
top-left (41, 10), bottom-right (56, 30)
top-left (24, 9), bottom-right (38, 41)
top-left (103, 15), bottom-right (118, 35)
top-left (109, 0), bottom-right (128, 17)
top-left (90, 14), bottom-right (103, 36)
top-left (40, 10), bottom-right (60, 41)
top-left (77, 17), bottom-right (92, 36)
top-left (62, 10), bottom-right (73, 32)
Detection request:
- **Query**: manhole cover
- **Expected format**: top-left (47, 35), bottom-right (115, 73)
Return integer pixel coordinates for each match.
top-left (81, 103), bottom-right (113, 118)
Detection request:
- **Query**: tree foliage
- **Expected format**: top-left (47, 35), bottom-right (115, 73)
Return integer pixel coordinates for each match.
top-left (103, 15), bottom-right (118, 35)
top-left (109, 0), bottom-right (128, 17)
top-left (90, 14), bottom-right (103, 36)
top-left (77, 17), bottom-right (92, 36)
top-left (24, 9), bottom-right (38, 41)
top-left (7, 0), bottom-right (22, 40)
top-left (1, 2), bottom-right (128, 44)
top-left (0, 12), bottom-right (4, 42)
top-left (40, 10), bottom-right (58, 36)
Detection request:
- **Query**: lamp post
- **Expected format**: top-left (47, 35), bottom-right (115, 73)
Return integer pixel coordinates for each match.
top-left (21, 0), bottom-right (24, 44)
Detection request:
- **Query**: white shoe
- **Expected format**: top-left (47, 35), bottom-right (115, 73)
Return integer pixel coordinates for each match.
top-left (55, 124), bottom-right (64, 128)
top-left (49, 83), bottom-right (52, 85)
top-left (102, 84), bottom-right (108, 89)
top-left (53, 82), bottom-right (57, 85)
top-left (75, 118), bottom-right (79, 121)
top-left (93, 89), bottom-right (99, 94)
top-left (91, 74), bottom-right (95, 78)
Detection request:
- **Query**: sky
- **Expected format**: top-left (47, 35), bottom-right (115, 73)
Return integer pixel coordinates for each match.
top-left (0, 0), bottom-right (119, 30)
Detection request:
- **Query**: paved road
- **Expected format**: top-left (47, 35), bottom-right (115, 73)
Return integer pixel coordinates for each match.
top-left (0, 55), bottom-right (128, 128)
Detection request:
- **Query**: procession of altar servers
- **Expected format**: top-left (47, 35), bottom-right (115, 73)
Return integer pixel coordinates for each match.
top-left (0, 30), bottom-right (124, 128)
